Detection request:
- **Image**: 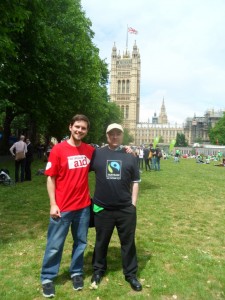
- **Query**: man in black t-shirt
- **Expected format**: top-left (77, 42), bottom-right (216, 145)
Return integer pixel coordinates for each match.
top-left (90, 123), bottom-right (142, 292)
top-left (143, 147), bottom-right (150, 171)
top-left (155, 146), bottom-right (162, 171)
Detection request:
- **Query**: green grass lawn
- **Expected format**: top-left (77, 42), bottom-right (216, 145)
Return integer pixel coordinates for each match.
top-left (0, 156), bottom-right (224, 299)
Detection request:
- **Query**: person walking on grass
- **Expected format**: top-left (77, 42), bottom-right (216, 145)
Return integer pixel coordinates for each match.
top-left (9, 135), bottom-right (27, 183)
top-left (90, 123), bottom-right (142, 292)
top-left (143, 146), bottom-right (151, 171)
top-left (40, 114), bottom-right (95, 298)
top-left (138, 146), bottom-right (144, 170)
top-left (155, 146), bottom-right (162, 171)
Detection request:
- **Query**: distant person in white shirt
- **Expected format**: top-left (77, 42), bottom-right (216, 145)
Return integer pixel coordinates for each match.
top-left (9, 135), bottom-right (27, 183)
top-left (138, 147), bottom-right (144, 169)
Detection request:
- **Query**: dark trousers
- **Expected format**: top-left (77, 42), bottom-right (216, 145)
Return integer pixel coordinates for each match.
top-left (138, 158), bottom-right (144, 169)
top-left (15, 159), bottom-right (26, 182)
top-left (144, 158), bottom-right (150, 171)
top-left (92, 205), bottom-right (138, 280)
top-left (25, 158), bottom-right (32, 180)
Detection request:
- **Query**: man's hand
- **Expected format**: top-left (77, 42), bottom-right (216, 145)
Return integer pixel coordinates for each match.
top-left (124, 146), bottom-right (135, 155)
top-left (50, 204), bottom-right (61, 218)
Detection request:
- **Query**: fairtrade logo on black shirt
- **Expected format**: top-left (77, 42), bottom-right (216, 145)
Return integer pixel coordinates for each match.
top-left (106, 160), bottom-right (122, 180)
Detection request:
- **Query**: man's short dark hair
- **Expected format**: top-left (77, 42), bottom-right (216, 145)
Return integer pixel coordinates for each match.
top-left (70, 114), bottom-right (90, 130)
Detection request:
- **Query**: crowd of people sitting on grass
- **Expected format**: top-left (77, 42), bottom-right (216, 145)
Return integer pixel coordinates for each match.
top-left (175, 151), bottom-right (223, 165)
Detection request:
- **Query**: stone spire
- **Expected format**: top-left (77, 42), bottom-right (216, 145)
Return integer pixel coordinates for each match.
top-left (159, 98), bottom-right (168, 124)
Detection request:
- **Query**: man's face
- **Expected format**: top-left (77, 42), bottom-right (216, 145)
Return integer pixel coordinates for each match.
top-left (107, 129), bottom-right (123, 149)
top-left (69, 120), bottom-right (88, 141)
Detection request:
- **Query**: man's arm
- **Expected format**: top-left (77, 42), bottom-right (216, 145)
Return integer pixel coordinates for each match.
top-left (9, 144), bottom-right (15, 156)
top-left (47, 176), bottom-right (61, 218)
top-left (131, 182), bottom-right (139, 207)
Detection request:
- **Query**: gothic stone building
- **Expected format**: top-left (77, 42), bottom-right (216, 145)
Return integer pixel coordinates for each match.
top-left (110, 42), bottom-right (140, 139)
top-left (184, 109), bottom-right (225, 144)
top-left (109, 42), bottom-right (223, 146)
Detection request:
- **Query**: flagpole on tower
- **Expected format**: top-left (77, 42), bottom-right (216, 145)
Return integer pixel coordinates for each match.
top-left (126, 24), bottom-right (128, 50)
top-left (126, 26), bottom-right (138, 52)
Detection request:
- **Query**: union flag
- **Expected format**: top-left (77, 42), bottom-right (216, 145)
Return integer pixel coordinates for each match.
top-left (128, 27), bottom-right (138, 34)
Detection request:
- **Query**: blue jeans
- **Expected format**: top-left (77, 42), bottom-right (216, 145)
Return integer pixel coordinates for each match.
top-left (41, 207), bottom-right (90, 284)
top-left (152, 157), bottom-right (160, 170)
top-left (155, 157), bottom-right (160, 170)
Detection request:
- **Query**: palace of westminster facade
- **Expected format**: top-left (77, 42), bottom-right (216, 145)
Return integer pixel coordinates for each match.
top-left (109, 42), bottom-right (224, 146)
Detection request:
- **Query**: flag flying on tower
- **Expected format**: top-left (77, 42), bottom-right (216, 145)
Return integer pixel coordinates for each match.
top-left (128, 27), bottom-right (138, 34)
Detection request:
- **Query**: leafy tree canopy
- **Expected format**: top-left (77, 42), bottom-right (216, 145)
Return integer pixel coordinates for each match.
top-left (122, 128), bottom-right (134, 145)
top-left (209, 113), bottom-right (225, 145)
top-left (0, 0), bottom-right (121, 153)
top-left (175, 133), bottom-right (188, 147)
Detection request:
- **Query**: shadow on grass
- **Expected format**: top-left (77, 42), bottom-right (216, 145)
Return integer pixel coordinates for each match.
top-left (140, 179), bottom-right (159, 190)
top-left (54, 244), bottom-right (151, 286)
top-left (0, 174), bottom-right (49, 244)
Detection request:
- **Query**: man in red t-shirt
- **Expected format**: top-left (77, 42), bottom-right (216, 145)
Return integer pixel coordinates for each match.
top-left (41, 114), bottom-right (95, 298)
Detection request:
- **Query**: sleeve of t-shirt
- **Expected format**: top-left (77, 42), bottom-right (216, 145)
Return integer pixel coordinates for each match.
top-left (131, 155), bottom-right (141, 182)
top-left (89, 148), bottom-right (97, 172)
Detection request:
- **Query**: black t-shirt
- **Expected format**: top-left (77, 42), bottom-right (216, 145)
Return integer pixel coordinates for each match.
top-left (151, 148), bottom-right (156, 156)
top-left (90, 146), bottom-right (140, 209)
top-left (26, 143), bottom-right (34, 159)
top-left (143, 148), bottom-right (150, 159)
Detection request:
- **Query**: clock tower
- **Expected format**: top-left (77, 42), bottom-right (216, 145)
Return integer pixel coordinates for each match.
top-left (110, 42), bottom-right (141, 139)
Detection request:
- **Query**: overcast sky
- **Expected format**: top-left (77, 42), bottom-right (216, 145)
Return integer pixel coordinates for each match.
top-left (81, 0), bottom-right (225, 124)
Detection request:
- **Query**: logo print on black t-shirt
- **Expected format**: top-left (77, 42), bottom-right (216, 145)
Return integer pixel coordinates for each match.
top-left (106, 160), bottom-right (122, 180)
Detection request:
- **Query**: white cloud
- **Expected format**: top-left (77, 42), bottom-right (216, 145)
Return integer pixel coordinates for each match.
top-left (81, 0), bottom-right (225, 123)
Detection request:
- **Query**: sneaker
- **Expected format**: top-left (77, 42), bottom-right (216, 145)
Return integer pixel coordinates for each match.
top-left (72, 275), bottom-right (83, 291)
top-left (42, 282), bottom-right (55, 298)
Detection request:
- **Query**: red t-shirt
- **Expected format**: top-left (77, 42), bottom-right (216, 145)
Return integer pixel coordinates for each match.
top-left (45, 141), bottom-right (95, 212)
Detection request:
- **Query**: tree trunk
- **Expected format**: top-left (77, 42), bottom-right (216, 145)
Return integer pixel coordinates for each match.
top-left (0, 107), bottom-right (14, 155)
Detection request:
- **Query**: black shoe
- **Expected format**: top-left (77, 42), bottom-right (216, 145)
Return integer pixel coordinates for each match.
top-left (91, 273), bottom-right (103, 285)
top-left (126, 277), bottom-right (142, 291)
top-left (72, 275), bottom-right (83, 291)
top-left (42, 282), bottom-right (55, 298)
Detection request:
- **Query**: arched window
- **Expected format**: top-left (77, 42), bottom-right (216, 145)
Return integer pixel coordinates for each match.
top-left (117, 80), bottom-right (121, 93)
top-left (126, 105), bottom-right (129, 119)
top-left (121, 105), bottom-right (125, 118)
top-left (122, 80), bottom-right (125, 93)
top-left (126, 80), bottom-right (130, 93)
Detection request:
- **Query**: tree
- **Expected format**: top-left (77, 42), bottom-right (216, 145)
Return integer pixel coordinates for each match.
top-left (0, 0), bottom-right (30, 152)
top-left (0, 0), bottom-right (30, 59)
top-left (0, 0), bottom-right (115, 153)
top-left (209, 113), bottom-right (225, 145)
top-left (175, 133), bottom-right (188, 147)
top-left (84, 101), bottom-right (122, 145)
top-left (159, 136), bottom-right (164, 143)
top-left (122, 128), bottom-right (134, 145)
